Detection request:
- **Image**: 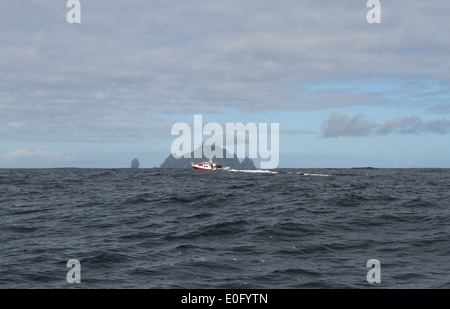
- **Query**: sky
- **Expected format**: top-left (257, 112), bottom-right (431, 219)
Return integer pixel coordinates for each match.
top-left (1, 0), bottom-right (450, 168)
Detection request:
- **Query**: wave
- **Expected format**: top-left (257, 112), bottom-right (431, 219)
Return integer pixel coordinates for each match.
top-left (2, 168), bottom-right (449, 289)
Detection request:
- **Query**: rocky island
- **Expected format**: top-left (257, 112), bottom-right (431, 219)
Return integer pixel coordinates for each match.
top-left (160, 145), bottom-right (256, 169)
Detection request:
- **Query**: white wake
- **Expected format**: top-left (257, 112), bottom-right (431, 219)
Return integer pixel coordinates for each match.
top-left (228, 169), bottom-right (278, 174)
top-left (298, 172), bottom-right (331, 177)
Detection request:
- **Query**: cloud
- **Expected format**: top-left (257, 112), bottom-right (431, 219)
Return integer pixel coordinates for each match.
top-left (377, 116), bottom-right (450, 135)
top-left (1, 1), bottom-right (450, 142)
top-left (2, 149), bottom-right (63, 160)
top-left (0, 115), bottom-right (177, 142)
top-left (323, 112), bottom-right (450, 137)
top-left (322, 112), bottom-right (376, 137)
top-left (1, 149), bottom-right (82, 167)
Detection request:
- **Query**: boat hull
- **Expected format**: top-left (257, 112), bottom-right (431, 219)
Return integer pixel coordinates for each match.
top-left (191, 161), bottom-right (230, 171)
top-left (193, 166), bottom-right (220, 171)
top-left (192, 165), bottom-right (229, 171)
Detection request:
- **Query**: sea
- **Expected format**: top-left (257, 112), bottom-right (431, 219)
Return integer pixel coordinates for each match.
top-left (0, 168), bottom-right (449, 290)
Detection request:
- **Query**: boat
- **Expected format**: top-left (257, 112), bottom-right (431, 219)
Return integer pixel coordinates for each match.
top-left (191, 159), bottom-right (230, 171)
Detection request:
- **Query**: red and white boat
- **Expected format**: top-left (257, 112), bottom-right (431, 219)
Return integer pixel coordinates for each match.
top-left (191, 159), bottom-right (230, 171)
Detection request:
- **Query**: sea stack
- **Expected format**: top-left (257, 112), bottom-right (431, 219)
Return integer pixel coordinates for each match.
top-left (131, 158), bottom-right (140, 169)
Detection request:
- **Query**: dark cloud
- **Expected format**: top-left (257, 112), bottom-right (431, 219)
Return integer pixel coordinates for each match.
top-left (323, 112), bottom-right (450, 137)
top-left (377, 116), bottom-right (450, 135)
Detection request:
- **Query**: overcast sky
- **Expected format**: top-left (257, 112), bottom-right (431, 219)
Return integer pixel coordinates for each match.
top-left (1, 0), bottom-right (450, 168)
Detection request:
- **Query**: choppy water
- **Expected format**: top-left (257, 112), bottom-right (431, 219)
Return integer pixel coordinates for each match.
top-left (1, 168), bottom-right (449, 289)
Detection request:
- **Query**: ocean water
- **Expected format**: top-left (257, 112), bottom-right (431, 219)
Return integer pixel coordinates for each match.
top-left (0, 168), bottom-right (449, 289)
